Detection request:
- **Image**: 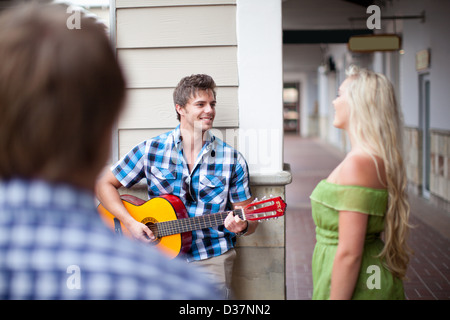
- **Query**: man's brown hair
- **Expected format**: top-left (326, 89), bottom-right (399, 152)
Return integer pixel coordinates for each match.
top-left (0, 3), bottom-right (125, 186)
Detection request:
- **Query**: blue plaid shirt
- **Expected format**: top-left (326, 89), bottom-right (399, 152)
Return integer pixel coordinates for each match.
top-left (112, 125), bottom-right (252, 261)
top-left (0, 178), bottom-right (218, 299)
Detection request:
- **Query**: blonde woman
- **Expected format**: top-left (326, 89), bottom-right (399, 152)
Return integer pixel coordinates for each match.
top-left (310, 65), bottom-right (411, 299)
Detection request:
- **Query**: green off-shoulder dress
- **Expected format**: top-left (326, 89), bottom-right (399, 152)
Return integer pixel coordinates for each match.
top-left (309, 180), bottom-right (405, 300)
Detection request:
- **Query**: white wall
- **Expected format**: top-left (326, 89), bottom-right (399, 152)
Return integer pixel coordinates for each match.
top-left (393, 0), bottom-right (450, 130)
top-left (113, 0), bottom-right (239, 159)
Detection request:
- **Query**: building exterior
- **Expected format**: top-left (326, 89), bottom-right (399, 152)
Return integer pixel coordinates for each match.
top-left (283, 0), bottom-right (450, 213)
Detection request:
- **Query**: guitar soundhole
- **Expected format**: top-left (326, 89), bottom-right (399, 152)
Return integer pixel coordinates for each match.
top-left (141, 217), bottom-right (161, 245)
top-left (145, 223), bottom-right (161, 245)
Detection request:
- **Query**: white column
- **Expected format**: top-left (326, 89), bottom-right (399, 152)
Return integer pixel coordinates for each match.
top-left (236, 0), bottom-right (283, 175)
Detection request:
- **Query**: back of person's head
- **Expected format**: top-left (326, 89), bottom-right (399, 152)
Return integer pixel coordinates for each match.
top-left (0, 2), bottom-right (125, 187)
top-left (173, 74), bottom-right (216, 121)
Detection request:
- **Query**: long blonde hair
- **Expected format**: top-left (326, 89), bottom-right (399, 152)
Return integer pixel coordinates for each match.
top-left (345, 65), bottom-right (412, 279)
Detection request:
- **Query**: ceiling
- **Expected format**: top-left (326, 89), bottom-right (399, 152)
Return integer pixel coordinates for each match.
top-left (282, 0), bottom-right (371, 30)
top-left (282, 0), bottom-right (375, 73)
top-left (343, 0), bottom-right (375, 7)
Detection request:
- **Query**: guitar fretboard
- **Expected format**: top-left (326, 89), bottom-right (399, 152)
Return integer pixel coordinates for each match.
top-left (152, 209), bottom-right (243, 237)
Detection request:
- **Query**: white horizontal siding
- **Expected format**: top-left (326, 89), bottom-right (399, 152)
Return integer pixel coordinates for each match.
top-left (119, 87), bottom-right (239, 129)
top-left (117, 6), bottom-right (236, 48)
top-left (113, 0), bottom-right (238, 161)
top-left (117, 46), bottom-right (238, 88)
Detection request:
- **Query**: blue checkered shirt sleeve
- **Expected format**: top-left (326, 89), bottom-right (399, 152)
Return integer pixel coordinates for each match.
top-left (229, 152), bottom-right (252, 204)
top-left (112, 141), bottom-right (147, 188)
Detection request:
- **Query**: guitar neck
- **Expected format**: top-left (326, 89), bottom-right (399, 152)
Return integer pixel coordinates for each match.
top-left (156, 209), bottom-right (243, 237)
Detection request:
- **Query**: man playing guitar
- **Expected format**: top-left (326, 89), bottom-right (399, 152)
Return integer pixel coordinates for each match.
top-left (96, 74), bottom-right (257, 298)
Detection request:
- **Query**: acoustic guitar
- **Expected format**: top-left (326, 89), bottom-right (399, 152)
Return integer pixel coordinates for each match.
top-left (97, 194), bottom-right (286, 259)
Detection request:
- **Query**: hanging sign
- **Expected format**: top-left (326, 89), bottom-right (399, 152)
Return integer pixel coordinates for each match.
top-left (348, 34), bottom-right (401, 52)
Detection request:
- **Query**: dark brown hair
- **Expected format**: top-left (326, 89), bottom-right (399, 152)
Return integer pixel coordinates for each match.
top-left (0, 3), bottom-right (126, 185)
top-left (173, 74), bottom-right (216, 121)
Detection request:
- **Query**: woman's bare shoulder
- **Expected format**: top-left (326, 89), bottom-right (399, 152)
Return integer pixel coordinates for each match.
top-left (336, 151), bottom-right (386, 189)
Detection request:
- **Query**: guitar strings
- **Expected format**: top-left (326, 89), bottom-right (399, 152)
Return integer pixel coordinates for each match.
top-left (155, 208), bottom-right (243, 237)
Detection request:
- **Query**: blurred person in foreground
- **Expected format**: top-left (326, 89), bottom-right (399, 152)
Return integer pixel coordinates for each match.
top-left (0, 2), bottom-right (218, 300)
top-left (309, 65), bottom-right (412, 299)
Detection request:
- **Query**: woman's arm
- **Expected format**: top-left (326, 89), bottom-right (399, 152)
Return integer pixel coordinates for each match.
top-left (330, 210), bottom-right (368, 299)
top-left (329, 151), bottom-right (384, 299)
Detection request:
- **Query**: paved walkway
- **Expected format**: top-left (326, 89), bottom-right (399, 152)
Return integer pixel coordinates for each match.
top-left (284, 134), bottom-right (450, 300)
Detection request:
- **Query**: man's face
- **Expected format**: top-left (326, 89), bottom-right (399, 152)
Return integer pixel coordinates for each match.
top-left (177, 89), bottom-right (216, 133)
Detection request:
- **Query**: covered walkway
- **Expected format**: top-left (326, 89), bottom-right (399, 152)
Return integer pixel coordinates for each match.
top-left (284, 134), bottom-right (450, 300)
